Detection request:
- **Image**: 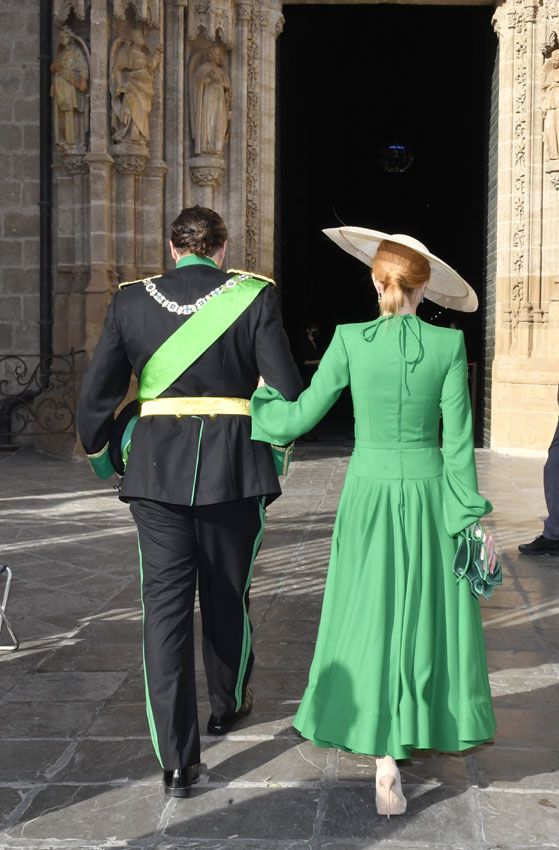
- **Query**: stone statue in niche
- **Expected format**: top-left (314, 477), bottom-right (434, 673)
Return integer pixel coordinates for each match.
top-left (109, 28), bottom-right (163, 145)
top-left (189, 44), bottom-right (231, 156)
top-left (50, 25), bottom-right (90, 148)
top-left (543, 33), bottom-right (559, 161)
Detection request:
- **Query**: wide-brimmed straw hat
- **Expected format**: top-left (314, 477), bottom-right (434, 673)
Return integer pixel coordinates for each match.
top-left (323, 226), bottom-right (478, 312)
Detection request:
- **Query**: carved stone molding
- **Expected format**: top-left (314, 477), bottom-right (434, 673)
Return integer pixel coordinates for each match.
top-left (113, 0), bottom-right (160, 27)
top-left (111, 140), bottom-right (149, 174)
top-left (114, 154), bottom-right (148, 175)
top-left (245, 9), bottom-right (259, 268)
top-left (188, 155), bottom-right (225, 186)
top-left (187, 0), bottom-right (235, 47)
top-left (62, 153), bottom-right (88, 174)
top-left (545, 162), bottom-right (559, 189)
top-left (54, 0), bottom-right (89, 21)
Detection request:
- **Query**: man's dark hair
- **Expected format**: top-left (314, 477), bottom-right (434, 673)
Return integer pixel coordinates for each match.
top-left (170, 206), bottom-right (228, 257)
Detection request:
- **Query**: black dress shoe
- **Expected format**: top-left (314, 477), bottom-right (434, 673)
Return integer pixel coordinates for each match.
top-left (518, 534), bottom-right (559, 555)
top-left (162, 765), bottom-right (200, 797)
top-left (207, 687), bottom-right (253, 736)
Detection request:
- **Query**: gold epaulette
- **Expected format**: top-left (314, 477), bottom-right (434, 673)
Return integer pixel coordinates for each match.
top-left (227, 269), bottom-right (276, 286)
top-left (118, 277), bottom-right (149, 290)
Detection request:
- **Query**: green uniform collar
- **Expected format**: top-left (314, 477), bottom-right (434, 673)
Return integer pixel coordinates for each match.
top-left (176, 255), bottom-right (219, 270)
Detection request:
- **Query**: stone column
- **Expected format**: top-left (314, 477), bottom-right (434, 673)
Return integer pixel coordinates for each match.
top-left (113, 149), bottom-right (149, 281)
top-left (164, 0), bottom-right (187, 268)
top-left (84, 0), bottom-right (114, 358)
top-left (491, 0), bottom-right (559, 451)
top-left (256, 2), bottom-right (283, 277)
top-left (227, 0), bottom-right (252, 268)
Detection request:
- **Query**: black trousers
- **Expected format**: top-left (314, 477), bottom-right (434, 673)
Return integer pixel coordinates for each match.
top-left (129, 497), bottom-right (265, 770)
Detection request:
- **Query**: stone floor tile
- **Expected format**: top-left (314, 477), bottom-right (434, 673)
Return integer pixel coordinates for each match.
top-left (472, 746), bottom-right (559, 790)
top-left (493, 707), bottom-right (559, 748)
top-left (1, 700), bottom-right (103, 737)
top-left (0, 788), bottom-right (24, 826)
top-left (4, 671), bottom-right (127, 702)
top-left (55, 739), bottom-right (158, 782)
top-left (80, 619), bottom-right (142, 644)
top-left (103, 673), bottom-right (146, 703)
top-left (482, 625), bottom-right (547, 651)
top-left (158, 842), bottom-right (312, 850)
top-left (36, 641), bottom-right (141, 673)
top-left (84, 701), bottom-right (150, 737)
top-left (254, 619), bottom-right (319, 641)
top-left (201, 738), bottom-right (327, 783)
top-left (336, 751), bottom-right (471, 788)
top-left (1, 447), bottom-right (558, 847)
top-left (6, 784), bottom-right (165, 842)
top-left (490, 677), bottom-right (559, 708)
top-left (0, 740), bottom-right (70, 782)
top-left (252, 640), bottom-right (316, 670)
top-left (164, 787), bottom-right (320, 841)
top-left (478, 789), bottom-right (559, 846)
top-left (321, 785), bottom-right (481, 843)
top-left (486, 651), bottom-right (559, 677)
top-left (251, 669), bottom-right (310, 700)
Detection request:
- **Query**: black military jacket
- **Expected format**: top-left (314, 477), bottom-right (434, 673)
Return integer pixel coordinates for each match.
top-left (77, 256), bottom-right (302, 506)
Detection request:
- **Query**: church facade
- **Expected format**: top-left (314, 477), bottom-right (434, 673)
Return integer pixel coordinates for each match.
top-left (1, 0), bottom-right (558, 454)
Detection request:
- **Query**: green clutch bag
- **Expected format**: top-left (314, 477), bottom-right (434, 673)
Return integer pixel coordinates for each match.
top-left (271, 442), bottom-right (294, 477)
top-left (453, 522), bottom-right (503, 600)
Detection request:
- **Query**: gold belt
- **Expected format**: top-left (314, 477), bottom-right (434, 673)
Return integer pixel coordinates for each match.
top-left (140, 397), bottom-right (251, 418)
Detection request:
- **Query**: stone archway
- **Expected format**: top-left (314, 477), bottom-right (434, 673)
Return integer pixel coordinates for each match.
top-left (49, 0), bottom-right (559, 452)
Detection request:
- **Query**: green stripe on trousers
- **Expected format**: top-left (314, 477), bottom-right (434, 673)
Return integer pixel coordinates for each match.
top-left (234, 497), bottom-right (266, 711)
top-left (137, 538), bottom-right (164, 768)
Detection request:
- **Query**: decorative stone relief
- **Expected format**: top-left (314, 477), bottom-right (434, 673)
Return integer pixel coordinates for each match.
top-left (113, 0), bottom-right (160, 27)
top-left (509, 5), bottom-right (529, 327)
top-left (51, 25), bottom-right (90, 151)
top-left (114, 153), bottom-right (149, 174)
top-left (542, 32), bottom-right (559, 188)
top-left (245, 8), bottom-right (259, 268)
top-left (189, 44), bottom-right (231, 156)
top-left (190, 162), bottom-right (225, 186)
top-left (187, 0), bottom-right (235, 47)
top-left (109, 26), bottom-right (163, 146)
top-left (54, 0), bottom-right (89, 21)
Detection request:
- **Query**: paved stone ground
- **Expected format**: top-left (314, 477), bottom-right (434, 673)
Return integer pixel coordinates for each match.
top-left (0, 445), bottom-right (558, 850)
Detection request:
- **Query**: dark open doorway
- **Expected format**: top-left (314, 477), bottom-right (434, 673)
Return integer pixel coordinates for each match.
top-left (277, 3), bottom-right (497, 442)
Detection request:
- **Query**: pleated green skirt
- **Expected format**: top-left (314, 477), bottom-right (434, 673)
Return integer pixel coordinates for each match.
top-left (293, 468), bottom-right (496, 759)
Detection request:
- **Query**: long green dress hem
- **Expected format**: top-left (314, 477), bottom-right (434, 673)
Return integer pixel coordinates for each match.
top-left (251, 316), bottom-right (496, 760)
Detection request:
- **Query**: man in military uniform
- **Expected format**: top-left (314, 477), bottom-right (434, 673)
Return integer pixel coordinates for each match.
top-left (77, 206), bottom-right (302, 797)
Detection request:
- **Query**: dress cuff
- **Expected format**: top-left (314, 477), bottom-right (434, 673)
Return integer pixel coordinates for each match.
top-left (87, 443), bottom-right (116, 480)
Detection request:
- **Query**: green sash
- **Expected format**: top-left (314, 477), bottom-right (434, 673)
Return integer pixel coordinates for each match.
top-left (138, 275), bottom-right (267, 402)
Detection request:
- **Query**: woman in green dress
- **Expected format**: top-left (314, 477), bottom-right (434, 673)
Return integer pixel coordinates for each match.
top-left (250, 228), bottom-right (497, 817)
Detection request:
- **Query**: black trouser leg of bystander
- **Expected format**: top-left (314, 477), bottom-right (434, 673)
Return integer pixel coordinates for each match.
top-left (130, 499), bottom-right (201, 771)
top-left (195, 497), bottom-right (265, 719)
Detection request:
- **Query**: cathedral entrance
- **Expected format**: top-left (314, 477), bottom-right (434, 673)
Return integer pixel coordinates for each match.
top-left (277, 3), bottom-right (497, 442)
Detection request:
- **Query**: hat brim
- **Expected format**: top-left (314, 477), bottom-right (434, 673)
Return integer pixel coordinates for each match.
top-left (323, 226), bottom-right (478, 313)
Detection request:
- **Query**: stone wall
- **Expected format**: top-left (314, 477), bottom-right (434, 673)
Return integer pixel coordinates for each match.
top-left (0, 0), bottom-right (40, 357)
top-left (2, 0), bottom-right (559, 455)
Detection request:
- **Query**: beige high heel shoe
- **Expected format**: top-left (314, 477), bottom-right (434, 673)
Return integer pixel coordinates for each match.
top-left (375, 756), bottom-right (407, 818)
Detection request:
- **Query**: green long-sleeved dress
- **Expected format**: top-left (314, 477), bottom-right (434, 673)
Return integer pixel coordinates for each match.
top-left (251, 315), bottom-right (496, 759)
